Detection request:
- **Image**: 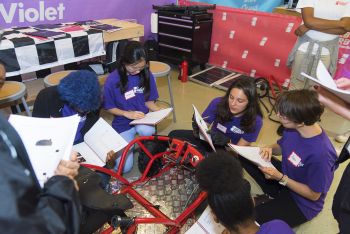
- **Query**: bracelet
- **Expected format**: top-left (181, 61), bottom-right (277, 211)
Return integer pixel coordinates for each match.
top-left (279, 175), bottom-right (289, 186)
top-left (278, 174), bottom-right (284, 182)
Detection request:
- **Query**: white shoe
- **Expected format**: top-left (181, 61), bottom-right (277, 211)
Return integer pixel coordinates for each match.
top-left (335, 132), bottom-right (350, 143)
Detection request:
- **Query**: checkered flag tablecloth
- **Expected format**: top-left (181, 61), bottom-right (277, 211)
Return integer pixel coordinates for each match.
top-left (0, 25), bottom-right (106, 77)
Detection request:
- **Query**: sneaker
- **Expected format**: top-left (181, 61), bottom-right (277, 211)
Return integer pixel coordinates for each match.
top-left (335, 132), bottom-right (350, 143)
top-left (253, 194), bottom-right (274, 206)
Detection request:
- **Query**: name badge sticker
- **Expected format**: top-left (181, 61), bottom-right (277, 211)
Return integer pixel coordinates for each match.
top-left (124, 90), bottom-right (135, 100)
top-left (288, 152), bottom-right (301, 167)
top-left (216, 123), bottom-right (227, 133)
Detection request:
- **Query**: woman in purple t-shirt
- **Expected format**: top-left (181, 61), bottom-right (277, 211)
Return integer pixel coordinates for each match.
top-left (169, 77), bottom-right (263, 153)
top-left (103, 41), bottom-right (161, 173)
top-left (196, 152), bottom-right (294, 234)
top-left (241, 89), bottom-right (337, 227)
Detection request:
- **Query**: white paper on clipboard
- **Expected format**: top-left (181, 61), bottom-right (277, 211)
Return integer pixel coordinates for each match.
top-left (192, 104), bottom-right (216, 152)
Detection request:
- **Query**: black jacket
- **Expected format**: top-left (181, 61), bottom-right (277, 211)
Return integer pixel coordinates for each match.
top-left (0, 113), bottom-right (81, 233)
top-left (32, 86), bottom-right (100, 137)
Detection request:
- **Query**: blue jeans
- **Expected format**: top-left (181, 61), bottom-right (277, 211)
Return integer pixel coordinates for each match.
top-left (115, 125), bottom-right (155, 173)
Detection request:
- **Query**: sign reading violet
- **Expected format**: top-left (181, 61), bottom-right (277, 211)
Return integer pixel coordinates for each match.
top-left (1, 1), bottom-right (65, 24)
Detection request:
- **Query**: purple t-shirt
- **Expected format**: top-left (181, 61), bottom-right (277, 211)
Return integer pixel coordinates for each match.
top-left (257, 220), bottom-right (295, 234)
top-left (61, 104), bottom-right (86, 144)
top-left (102, 70), bottom-right (159, 133)
top-left (202, 97), bottom-right (263, 144)
top-left (277, 129), bottom-right (337, 220)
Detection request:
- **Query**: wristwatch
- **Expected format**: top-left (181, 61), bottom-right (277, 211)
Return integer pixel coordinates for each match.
top-left (279, 175), bottom-right (289, 186)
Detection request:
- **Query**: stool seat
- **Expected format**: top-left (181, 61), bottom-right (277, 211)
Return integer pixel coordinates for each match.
top-left (149, 61), bottom-right (176, 122)
top-left (43, 70), bottom-right (74, 87)
top-left (0, 81), bottom-right (31, 116)
top-left (150, 61), bottom-right (171, 77)
top-left (0, 81), bottom-right (25, 104)
top-left (44, 70), bottom-right (108, 87)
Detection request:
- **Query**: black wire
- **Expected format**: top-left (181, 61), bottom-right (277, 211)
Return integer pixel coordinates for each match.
top-left (255, 77), bottom-right (282, 124)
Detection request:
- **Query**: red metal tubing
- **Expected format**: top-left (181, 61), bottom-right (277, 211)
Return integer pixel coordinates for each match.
top-left (176, 191), bottom-right (207, 224)
top-left (81, 164), bottom-right (129, 185)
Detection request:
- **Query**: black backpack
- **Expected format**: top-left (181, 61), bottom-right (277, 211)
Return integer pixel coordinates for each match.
top-left (137, 139), bottom-right (168, 177)
top-left (144, 38), bottom-right (159, 61)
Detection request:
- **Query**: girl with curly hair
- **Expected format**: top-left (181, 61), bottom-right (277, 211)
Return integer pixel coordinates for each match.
top-left (33, 70), bottom-right (101, 144)
top-left (196, 152), bottom-right (294, 234)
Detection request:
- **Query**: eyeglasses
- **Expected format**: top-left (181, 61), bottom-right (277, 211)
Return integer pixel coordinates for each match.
top-left (125, 60), bottom-right (147, 74)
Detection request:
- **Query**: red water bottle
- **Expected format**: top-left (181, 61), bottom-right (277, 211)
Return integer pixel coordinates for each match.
top-left (180, 60), bottom-right (188, 83)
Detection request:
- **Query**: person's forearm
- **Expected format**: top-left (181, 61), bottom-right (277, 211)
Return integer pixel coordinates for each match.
top-left (302, 9), bottom-right (347, 31)
top-left (285, 176), bottom-right (321, 201)
top-left (145, 101), bottom-right (161, 111)
top-left (304, 18), bottom-right (345, 31)
top-left (106, 107), bottom-right (127, 117)
top-left (316, 28), bottom-right (347, 35)
top-left (341, 18), bottom-right (350, 32)
top-left (319, 91), bottom-right (350, 120)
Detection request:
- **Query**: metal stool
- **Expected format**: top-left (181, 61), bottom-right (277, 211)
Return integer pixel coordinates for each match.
top-left (44, 70), bottom-right (108, 87)
top-left (149, 61), bottom-right (176, 122)
top-left (43, 70), bottom-right (74, 87)
top-left (0, 81), bottom-right (31, 116)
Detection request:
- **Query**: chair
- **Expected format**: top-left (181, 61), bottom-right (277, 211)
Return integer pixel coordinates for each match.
top-left (44, 70), bottom-right (108, 87)
top-left (43, 70), bottom-right (74, 87)
top-left (0, 81), bottom-right (31, 116)
top-left (149, 61), bottom-right (176, 122)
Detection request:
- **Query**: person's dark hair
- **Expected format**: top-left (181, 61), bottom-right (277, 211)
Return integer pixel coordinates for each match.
top-left (58, 70), bottom-right (101, 112)
top-left (196, 151), bottom-right (255, 231)
top-left (215, 77), bottom-right (262, 133)
top-left (116, 41), bottom-right (151, 98)
top-left (276, 89), bottom-right (324, 125)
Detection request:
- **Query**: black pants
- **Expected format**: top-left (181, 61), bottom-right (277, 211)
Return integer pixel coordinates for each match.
top-left (80, 208), bottom-right (114, 234)
top-left (239, 157), bottom-right (307, 227)
top-left (332, 162), bottom-right (350, 234)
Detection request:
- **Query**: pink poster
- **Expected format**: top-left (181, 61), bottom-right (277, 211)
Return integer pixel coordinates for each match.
top-left (180, 0), bottom-right (302, 85)
top-left (335, 32), bottom-right (350, 80)
top-left (180, 0), bottom-right (349, 84)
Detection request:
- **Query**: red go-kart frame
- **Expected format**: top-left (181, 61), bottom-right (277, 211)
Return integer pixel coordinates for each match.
top-left (83, 135), bottom-right (207, 234)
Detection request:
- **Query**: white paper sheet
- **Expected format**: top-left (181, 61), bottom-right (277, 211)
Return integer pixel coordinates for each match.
top-left (186, 206), bottom-right (225, 234)
top-left (192, 104), bottom-right (216, 152)
top-left (72, 142), bottom-right (105, 167)
top-left (8, 115), bottom-right (80, 187)
top-left (228, 144), bottom-right (275, 168)
top-left (301, 61), bottom-right (350, 103)
top-left (77, 118), bottom-right (128, 165)
top-left (130, 108), bottom-right (173, 125)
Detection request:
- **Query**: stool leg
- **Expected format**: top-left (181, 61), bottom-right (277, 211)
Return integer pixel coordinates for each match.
top-left (21, 97), bottom-right (32, 116)
top-left (15, 105), bottom-right (21, 114)
top-left (167, 73), bottom-right (176, 122)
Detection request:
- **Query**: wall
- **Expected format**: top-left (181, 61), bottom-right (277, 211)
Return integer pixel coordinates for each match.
top-left (0, 0), bottom-right (176, 39)
top-left (189, 0), bottom-right (283, 12)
